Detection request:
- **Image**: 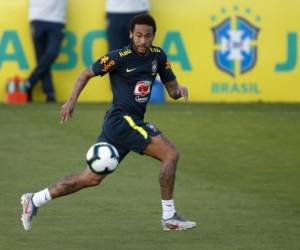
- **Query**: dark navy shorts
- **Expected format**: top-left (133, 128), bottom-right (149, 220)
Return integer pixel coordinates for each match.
top-left (97, 114), bottom-right (161, 162)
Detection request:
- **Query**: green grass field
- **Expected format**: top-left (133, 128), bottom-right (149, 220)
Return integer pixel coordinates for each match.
top-left (0, 103), bottom-right (299, 250)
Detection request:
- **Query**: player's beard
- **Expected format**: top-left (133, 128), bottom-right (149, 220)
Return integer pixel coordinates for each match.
top-left (132, 41), bottom-right (150, 55)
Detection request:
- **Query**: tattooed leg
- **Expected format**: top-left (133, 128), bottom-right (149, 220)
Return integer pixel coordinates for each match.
top-left (49, 167), bottom-right (106, 199)
top-left (144, 134), bottom-right (180, 200)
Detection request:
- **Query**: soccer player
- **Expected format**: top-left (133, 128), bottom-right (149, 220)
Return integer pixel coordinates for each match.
top-left (21, 14), bottom-right (196, 231)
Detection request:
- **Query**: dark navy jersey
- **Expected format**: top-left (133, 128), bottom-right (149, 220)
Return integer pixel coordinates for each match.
top-left (91, 43), bottom-right (176, 119)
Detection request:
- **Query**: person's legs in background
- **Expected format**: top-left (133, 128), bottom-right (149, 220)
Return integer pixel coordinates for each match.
top-left (27, 21), bottom-right (46, 101)
top-left (41, 24), bottom-right (64, 102)
top-left (106, 13), bottom-right (129, 50)
top-left (41, 69), bottom-right (55, 102)
top-left (27, 21), bottom-right (64, 102)
top-left (106, 12), bottom-right (147, 50)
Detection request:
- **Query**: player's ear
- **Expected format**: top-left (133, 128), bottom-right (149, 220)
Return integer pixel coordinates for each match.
top-left (129, 31), bottom-right (133, 39)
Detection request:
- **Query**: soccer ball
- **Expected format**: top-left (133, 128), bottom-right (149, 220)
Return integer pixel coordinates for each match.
top-left (86, 142), bottom-right (119, 174)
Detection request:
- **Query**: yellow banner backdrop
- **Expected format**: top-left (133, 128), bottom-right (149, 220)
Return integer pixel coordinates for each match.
top-left (0, 0), bottom-right (299, 102)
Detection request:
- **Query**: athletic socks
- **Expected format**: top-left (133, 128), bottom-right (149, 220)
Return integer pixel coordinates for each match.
top-left (161, 199), bottom-right (176, 220)
top-left (32, 188), bottom-right (52, 207)
top-left (32, 190), bottom-right (176, 218)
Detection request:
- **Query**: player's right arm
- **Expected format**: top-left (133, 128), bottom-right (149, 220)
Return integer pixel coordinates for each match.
top-left (60, 52), bottom-right (119, 124)
top-left (60, 68), bottom-right (95, 124)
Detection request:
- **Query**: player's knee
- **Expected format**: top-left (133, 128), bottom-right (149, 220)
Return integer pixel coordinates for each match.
top-left (173, 149), bottom-right (180, 162)
top-left (164, 147), bottom-right (180, 163)
top-left (85, 174), bottom-right (104, 187)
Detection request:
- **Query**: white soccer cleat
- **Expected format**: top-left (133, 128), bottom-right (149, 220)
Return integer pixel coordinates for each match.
top-left (161, 213), bottom-right (196, 231)
top-left (21, 193), bottom-right (38, 231)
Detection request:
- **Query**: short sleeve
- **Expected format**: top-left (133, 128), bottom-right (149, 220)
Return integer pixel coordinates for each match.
top-left (158, 50), bottom-right (176, 83)
top-left (91, 50), bottom-right (119, 76)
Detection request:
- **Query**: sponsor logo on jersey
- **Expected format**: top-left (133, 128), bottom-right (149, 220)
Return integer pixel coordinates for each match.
top-left (126, 68), bottom-right (136, 73)
top-left (99, 55), bottom-right (115, 73)
top-left (165, 61), bottom-right (172, 70)
top-left (100, 56), bottom-right (109, 64)
top-left (150, 47), bottom-right (161, 53)
top-left (134, 80), bottom-right (152, 103)
top-left (119, 49), bottom-right (132, 57)
top-left (101, 60), bottom-right (115, 73)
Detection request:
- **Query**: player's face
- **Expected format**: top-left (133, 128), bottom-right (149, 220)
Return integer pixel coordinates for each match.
top-left (130, 24), bottom-right (154, 55)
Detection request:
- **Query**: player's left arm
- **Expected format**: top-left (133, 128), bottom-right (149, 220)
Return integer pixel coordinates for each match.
top-left (164, 79), bottom-right (188, 101)
top-left (158, 49), bottom-right (188, 101)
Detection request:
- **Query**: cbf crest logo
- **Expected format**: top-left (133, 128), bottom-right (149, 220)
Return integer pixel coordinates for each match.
top-left (211, 5), bottom-right (260, 77)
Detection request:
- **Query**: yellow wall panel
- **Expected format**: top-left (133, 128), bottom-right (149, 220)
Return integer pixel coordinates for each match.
top-left (0, 0), bottom-right (299, 102)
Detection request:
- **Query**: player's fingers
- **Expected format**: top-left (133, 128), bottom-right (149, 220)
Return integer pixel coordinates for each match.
top-left (60, 104), bottom-right (69, 124)
top-left (184, 88), bottom-right (188, 101)
top-left (67, 111), bottom-right (73, 121)
top-left (60, 109), bottom-right (66, 124)
top-left (63, 110), bottom-right (72, 124)
top-left (180, 87), bottom-right (188, 102)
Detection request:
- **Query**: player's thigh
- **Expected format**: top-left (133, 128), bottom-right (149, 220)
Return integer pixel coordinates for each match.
top-left (144, 134), bottom-right (179, 162)
top-left (97, 133), bottom-right (129, 163)
top-left (102, 115), bottom-right (149, 154)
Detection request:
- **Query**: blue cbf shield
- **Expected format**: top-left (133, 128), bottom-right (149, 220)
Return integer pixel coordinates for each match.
top-left (212, 16), bottom-right (259, 77)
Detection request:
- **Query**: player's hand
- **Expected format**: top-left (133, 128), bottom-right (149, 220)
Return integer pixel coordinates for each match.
top-left (178, 85), bottom-right (188, 102)
top-left (60, 99), bottom-right (76, 124)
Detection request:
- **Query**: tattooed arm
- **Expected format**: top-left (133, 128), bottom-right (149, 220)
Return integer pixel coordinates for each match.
top-left (164, 79), bottom-right (188, 101)
top-left (60, 68), bottom-right (95, 124)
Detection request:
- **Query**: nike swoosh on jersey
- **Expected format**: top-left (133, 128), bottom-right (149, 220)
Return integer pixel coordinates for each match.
top-left (126, 68), bottom-right (136, 72)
